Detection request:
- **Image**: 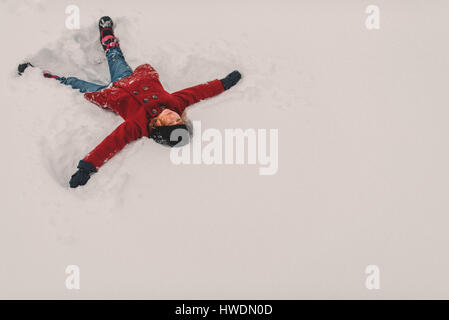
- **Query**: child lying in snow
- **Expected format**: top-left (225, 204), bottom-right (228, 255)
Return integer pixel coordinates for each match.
top-left (19, 16), bottom-right (242, 188)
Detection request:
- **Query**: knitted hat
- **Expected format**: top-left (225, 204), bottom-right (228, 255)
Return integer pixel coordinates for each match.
top-left (150, 124), bottom-right (190, 147)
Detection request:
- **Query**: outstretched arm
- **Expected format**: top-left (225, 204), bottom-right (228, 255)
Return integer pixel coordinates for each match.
top-left (171, 70), bottom-right (242, 114)
top-left (69, 118), bottom-right (146, 188)
top-left (83, 120), bottom-right (145, 168)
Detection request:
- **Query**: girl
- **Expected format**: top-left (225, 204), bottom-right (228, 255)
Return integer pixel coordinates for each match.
top-left (19, 16), bottom-right (242, 188)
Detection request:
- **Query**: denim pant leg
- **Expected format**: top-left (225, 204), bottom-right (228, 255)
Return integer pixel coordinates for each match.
top-left (58, 77), bottom-right (108, 93)
top-left (106, 47), bottom-right (133, 83)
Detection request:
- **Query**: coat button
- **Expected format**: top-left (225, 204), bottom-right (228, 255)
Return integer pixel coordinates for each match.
top-left (133, 91), bottom-right (139, 95)
top-left (152, 95), bottom-right (158, 99)
top-left (143, 98), bottom-right (149, 103)
top-left (151, 109), bottom-right (157, 114)
top-left (143, 86), bottom-right (149, 91)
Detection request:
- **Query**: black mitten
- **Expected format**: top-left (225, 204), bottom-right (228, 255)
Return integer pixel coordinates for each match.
top-left (220, 70), bottom-right (242, 90)
top-left (69, 160), bottom-right (97, 188)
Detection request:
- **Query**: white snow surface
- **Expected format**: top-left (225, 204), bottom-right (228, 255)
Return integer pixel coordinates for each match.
top-left (2, 0), bottom-right (449, 299)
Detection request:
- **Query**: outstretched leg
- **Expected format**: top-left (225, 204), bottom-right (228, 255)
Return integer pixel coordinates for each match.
top-left (57, 76), bottom-right (108, 93)
top-left (99, 16), bottom-right (133, 83)
top-left (43, 72), bottom-right (107, 93)
top-left (106, 47), bottom-right (133, 83)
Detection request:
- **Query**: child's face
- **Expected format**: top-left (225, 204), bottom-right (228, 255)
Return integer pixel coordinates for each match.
top-left (151, 109), bottom-right (184, 127)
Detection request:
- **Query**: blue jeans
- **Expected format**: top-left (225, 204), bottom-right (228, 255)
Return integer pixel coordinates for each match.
top-left (58, 47), bottom-right (133, 93)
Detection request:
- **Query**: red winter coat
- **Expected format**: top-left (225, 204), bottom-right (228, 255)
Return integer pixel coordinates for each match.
top-left (83, 64), bottom-right (225, 168)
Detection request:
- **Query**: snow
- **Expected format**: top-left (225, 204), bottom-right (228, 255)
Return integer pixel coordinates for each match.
top-left (1, 0), bottom-right (449, 299)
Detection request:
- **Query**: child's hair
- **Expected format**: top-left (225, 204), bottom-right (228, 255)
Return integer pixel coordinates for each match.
top-left (150, 124), bottom-right (190, 148)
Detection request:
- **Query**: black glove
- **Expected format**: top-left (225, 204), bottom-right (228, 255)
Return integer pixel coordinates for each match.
top-left (18, 62), bottom-right (33, 76)
top-left (220, 70), bottom-right (242, 90)
top-left (69, 160), bottom-right (97, 188)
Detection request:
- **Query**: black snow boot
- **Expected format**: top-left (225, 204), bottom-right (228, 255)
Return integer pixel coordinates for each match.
top-left (18, 62), bottom-right (33, 76)
top-left (98, 16), bottom-right (119, 52)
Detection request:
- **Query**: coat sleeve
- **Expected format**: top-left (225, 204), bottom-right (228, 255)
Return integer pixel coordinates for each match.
top-left (171, 79), bottom-right (225, 114)
top-left (83, 119), bottom-right (146, 169)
